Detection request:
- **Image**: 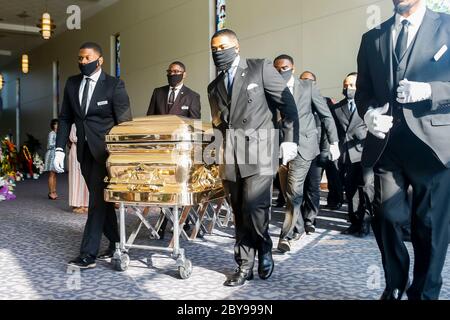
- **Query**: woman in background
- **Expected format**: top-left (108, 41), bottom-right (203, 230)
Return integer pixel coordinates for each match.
top-left (44, 119), bottom-right (59, 200)
top-left (68, 124), bottom-right (89, 214)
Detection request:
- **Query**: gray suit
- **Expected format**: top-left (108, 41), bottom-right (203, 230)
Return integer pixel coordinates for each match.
top-left (356, 9), bottom-right (450, 299)
top-left (279, 79), bottom-right (338, 240)
top-left (208, 58), bottom-right (299, 269)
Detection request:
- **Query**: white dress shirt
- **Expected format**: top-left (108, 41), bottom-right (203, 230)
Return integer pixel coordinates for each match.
top-left (79, 68), bottom-right (102, 115)
top-left (167, 83), bottom-right (184, 102)
top-left (224, 55), bottom-right (241, 93)
top-left (392, 2), bottom-right (427, 50)
top-left (287, 75), bottom-right (295, 95)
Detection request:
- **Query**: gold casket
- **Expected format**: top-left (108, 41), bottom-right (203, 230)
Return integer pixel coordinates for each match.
top-left (104, 115), bottom-right (224, 206)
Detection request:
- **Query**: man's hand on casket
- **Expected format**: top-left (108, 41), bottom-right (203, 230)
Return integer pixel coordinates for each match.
top-left (54, 149), bottom-right (65, 173)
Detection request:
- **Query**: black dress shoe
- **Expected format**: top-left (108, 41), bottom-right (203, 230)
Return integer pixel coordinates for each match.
top-left (258, 252), bottom-right (274, 280)
top-left (223, 268), bottom-right (254, 287)
top-left (305, 225), bottom-right (316, 235)
top-left (380, 288), bottom-right (402, 300)
top-left (342, 224), bottom-right (360, 235)
top-left (97, 248), bottom-right (115, 260)
top-left (68, 254), bottom-right (96, 269)
top-left (355, 223), bottom-right (371, 238)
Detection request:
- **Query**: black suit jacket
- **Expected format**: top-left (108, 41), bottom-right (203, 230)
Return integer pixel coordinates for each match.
top-left (332, 99), bottom-right (368, 164)
top-left (356, 9), bottom-right (450, 168)
top-left (146, 85), bottom-right (201, 119)
top-left (291, 78), bottom-right (338, 161)
top-left (56, 71), bottom-right (132, 164)
top-left (208, 58), bottom-right (299, 181)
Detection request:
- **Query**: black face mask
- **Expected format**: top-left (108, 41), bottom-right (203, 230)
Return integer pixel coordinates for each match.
top-left (280, 69), bottom-right (293, 82)
top-left (167, 74), bottom-right (184, 87)
top-left (79, 59), bottom-right (99, 77)
top-left (212, 47), bottom-right (237, 71)
top-left (343, 88), bottom-right (356, 100)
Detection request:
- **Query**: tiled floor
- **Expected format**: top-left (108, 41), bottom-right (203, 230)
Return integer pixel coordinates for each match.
top-left (0, 173), bottom-right (449, 300)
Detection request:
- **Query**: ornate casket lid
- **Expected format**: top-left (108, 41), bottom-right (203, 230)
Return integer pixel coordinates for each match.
top-left (106, 115), bottom-right (214, 143)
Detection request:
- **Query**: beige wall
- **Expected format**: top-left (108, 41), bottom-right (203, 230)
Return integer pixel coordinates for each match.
top-left (0, 0), bottom-right (399, 153)
top-left (227, 0), bottom-right (394, 100)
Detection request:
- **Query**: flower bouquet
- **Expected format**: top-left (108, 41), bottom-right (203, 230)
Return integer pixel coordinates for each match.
top-left (0, 175), bottom-right (16, 202)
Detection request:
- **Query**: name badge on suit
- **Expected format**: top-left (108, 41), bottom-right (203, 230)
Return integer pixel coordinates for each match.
top-left (434, 45), bottom-right (448, 62)
top-left (97, 100), bottom-right (108, 106)
top-left (181, 105), bottom-right (190, 110)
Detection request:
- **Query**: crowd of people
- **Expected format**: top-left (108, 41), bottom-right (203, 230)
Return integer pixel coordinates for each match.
top-left (39, 0), bottom-right (450, 300)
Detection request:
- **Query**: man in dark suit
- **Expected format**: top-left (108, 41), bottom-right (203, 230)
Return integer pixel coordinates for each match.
top-left (147, 61), bottom-right (201, 119)
top-left (54, 42), bottom-right (132, 269)
top-left (332, 73), bottom-right (374, 238)
top-left (208, 29), bottom-right (299, 287)
top-left (146, 61), bottom-right (201, 239)
top-left (356, 0), bottom-right (450, 299)
top-left (273, 56), bottom-right (339, 253)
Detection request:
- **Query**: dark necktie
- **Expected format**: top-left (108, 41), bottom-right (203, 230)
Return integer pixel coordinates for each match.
top-left (81, 78), bottom-right (91, 115)
top-left (395, 20), bottom-right (410, 61)
top-left (168, 88), bottom-right (176, 108)
top-left (226, 68), bottom-right (234, 94)
top-left (348, 100), bottom-right (356, 114)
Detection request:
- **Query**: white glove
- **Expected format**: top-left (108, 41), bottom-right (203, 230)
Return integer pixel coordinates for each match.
top-left (364, 103), bottom-right (393, 140)
top-left (53, 150), bottom-right (65, 173)
top-left (397, 79), bottom-right (432, 104)
top-left (279, 142), bottom-right (298, 166)
top-left (329, 142), bottom-right (341, 162)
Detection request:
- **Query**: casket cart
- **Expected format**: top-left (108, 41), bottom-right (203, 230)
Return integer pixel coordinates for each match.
top-left (104, 115), bottom-right (225, 279)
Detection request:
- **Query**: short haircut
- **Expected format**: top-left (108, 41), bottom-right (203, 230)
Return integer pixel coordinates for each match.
top-left (170, 61), bottom-right (186, 72)
top-left (211, 28), bottom-right (238, 42)
top-left (50, 118), bottom-right (59, 130)
top-left (347, 72), bottom-right (358, 78)
top-left (300, 71), bottom-right (317, 81)
top-left (274, 54), bottom-right (294, 65)
top-left (79, 42), bottom-right (103, 57)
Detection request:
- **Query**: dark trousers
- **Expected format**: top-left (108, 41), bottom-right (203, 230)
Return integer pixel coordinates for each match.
top-left (324, 159), bottom-right (344, 206)
top-left (373, 125), bottom-right (450, 300)
top-left (223, 173), bottom-right (274, 270)
top-left (301, 156), bottom-right (322, 227)
top-left (280, 155), bottom-right (313, 240)
top-left (80, 143), bottom-right (119, 257)
top-left (342, 160), bottom-right (374, 227)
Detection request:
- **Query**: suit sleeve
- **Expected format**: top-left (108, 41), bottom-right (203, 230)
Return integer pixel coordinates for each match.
top-left (262, 60), bottom-right (299, 144)
top-left (355, 33), bottom-right (380, 119)
top-left (208, 85), bottom-right (228, 134)
top-left (112, 79), bottom-right (132, 124)
top-left (190, 92), bottom-right (202, 119)
top-left (310, 82), bottom-right (339, 144)
top-left (147, 89), bottom-right (157, 116)
top-left (55, 80), bottom-right (74, 150)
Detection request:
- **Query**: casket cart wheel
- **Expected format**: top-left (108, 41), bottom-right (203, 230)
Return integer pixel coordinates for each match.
top-left (178, 259), bottom-right (192, 279)
top-left (113, 253), bottom-right (130, 272)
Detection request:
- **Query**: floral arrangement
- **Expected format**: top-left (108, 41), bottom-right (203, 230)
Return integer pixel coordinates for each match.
top-left (0, 136), bottom-right (20, 201)
top-left (0, 175), bottom-right (16, 202)
top-left (22, 145), bottom-right (34, 179)
top-left (1, 136), bottom-right (19, 176)
top-left (33, 153), bottom-right (44, 179)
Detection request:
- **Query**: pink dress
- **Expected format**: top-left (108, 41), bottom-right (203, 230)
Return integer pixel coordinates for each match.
top-left (68, 125), bottom-right (89, 208)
